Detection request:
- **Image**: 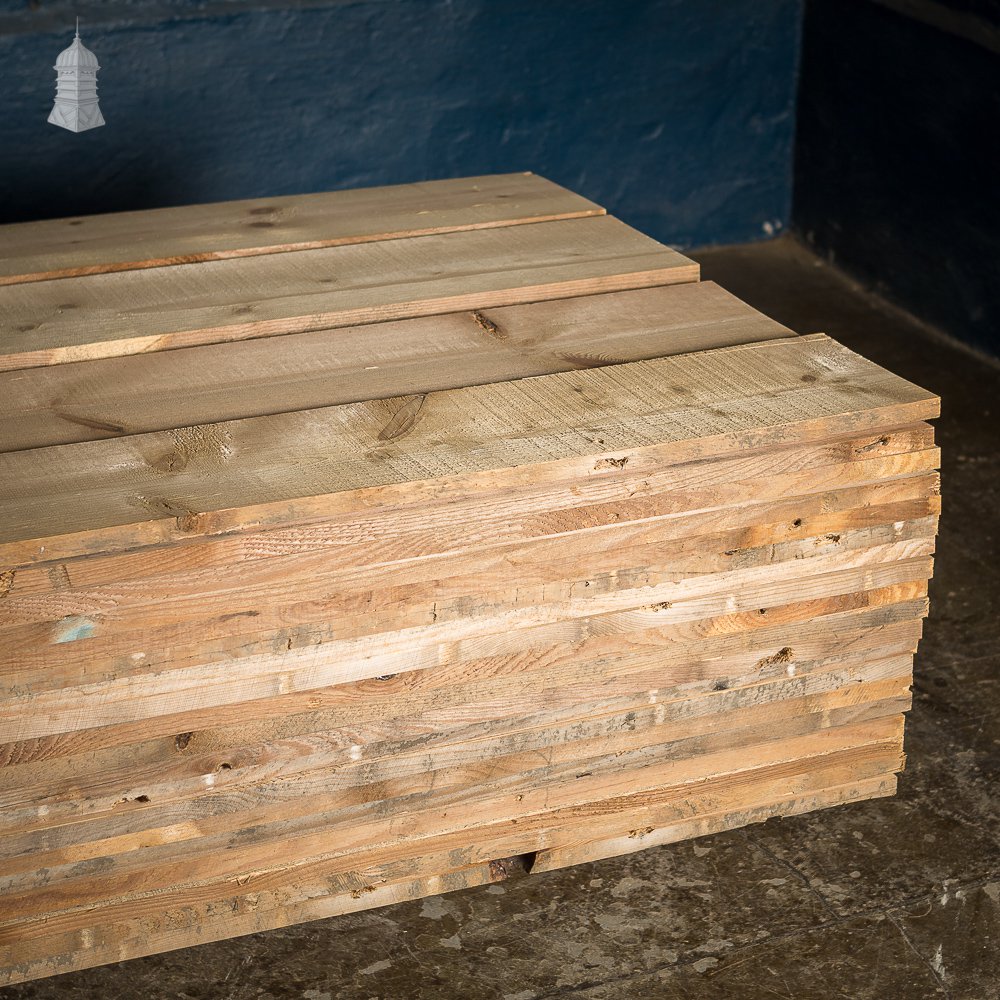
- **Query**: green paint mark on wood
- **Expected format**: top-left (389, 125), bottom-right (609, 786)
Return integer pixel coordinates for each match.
top-left (54, 615), bottom-right (96, 643)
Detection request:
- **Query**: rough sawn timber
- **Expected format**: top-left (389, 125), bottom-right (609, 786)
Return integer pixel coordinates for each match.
top-left (0, 175), bottom-right (940, 986)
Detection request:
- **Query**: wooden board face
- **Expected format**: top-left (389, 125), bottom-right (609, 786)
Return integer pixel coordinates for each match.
top-left (0, 173), bottom-right (604, 286)
top-left (0, 174), bottom-right (941, 987)
top-left (0, 216), bottom-right (698, 372)
top-left (0, 334), bottom-right (938, 551)
top-left (0, 282), bottom-right (795, 452)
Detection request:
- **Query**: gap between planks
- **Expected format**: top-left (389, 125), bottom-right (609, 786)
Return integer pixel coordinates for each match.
top-left (0, 216), bottom-right (698, 371)
top-left (0, 282), bottom-right (794, 453)
top-left (0, 764), bottom-right (897, 986)
top-left (0, 173), bottom-right (605, 286)
top-left (0, 335), bottom-right (940, 554)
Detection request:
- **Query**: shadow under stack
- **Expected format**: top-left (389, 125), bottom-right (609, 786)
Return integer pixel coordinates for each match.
top-left (0, 174), bottom-right (940, 985)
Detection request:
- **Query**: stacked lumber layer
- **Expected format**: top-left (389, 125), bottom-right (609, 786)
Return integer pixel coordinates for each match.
top-left (0, 174), bottom-right (940, 985)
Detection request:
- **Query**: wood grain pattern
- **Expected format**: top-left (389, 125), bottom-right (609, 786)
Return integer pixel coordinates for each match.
top-left (0, 282), bottom-right (793, 452)
top-left (0, 425), bottom-right (935, 620)
top-left (2, 464), bottom-right (937, 604)
top-left (0, 717), bottom-right (904, 931)
top-left (0, 176), bottom-right (940, 986)
top-left (1, 756), bottom-right (899, 985)
top-left (0, 173), bottom-right (603, 287)
top-left (0, 216), bottom-right (698, 372)
top-left (0, 544), bottom-right (933, 741)
top-left (0, 648), bottom-right (917, 848)
top-left (0, 601), bottom-right (926, 774)
top-left (0, 335), bottom-right (937, 550)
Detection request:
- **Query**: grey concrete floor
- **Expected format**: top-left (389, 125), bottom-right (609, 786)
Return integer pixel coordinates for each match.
top-left (3, 237), bottom-right (998, 1000)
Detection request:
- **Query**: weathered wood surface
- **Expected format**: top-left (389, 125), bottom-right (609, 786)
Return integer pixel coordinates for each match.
top-left (0, 216), bottom-right (698, 372)
top-left (0, 282), bottom-right (793, 452)
top-left (0, 645), bottom-right (919, 838)
top-left (1, 742), bottom-right (902, 983)
top-left (0, 178), bottom-right (940, 987)
top-left (2, 465), bottom-right (936, 603)
top-left (0, 173), bottom-right (603, 286)
top-left (0, 334), bottom-right (937, 549)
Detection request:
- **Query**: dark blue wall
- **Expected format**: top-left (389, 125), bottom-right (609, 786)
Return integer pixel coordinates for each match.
top-left (0, 0), bottom-right (802, 248)
top-left (794, 0), bottom-right (1000, 359)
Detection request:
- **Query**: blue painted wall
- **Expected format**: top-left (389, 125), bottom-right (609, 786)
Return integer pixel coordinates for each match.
top-left (0, 0), bottom-right (802, 248)
top-left (794, 0), bottom-right (1000, 359)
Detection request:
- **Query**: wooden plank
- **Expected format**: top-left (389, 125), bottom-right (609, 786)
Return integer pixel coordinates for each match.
top-left (0, 485), bottom-right (940, 692)
top-left (0, 409), bottom-right (939, 570)
top-left (0, 594), bottom-right (925, 780)
top-left (0, 711), bottom-right (909, 949)
top-left (0, 487), bottom-right (938, 698)
top-left (0, 173), bottom-right (604, 287)
top-left (0, 535), bottom-right (935, 743)
top-left (0, 664), bottom-right (912, 844)
top-left (0, 651), bottom-right (914, 857)
top-left (3, 460), bottom-right (938, 603)
top-left (0, 715), bottom-right (903, 924)
top-left (0, 623), bottom-right (925, 830)
top-left (0, 282), bottom-right (794, 452)
top-left (0, 662), bottom-right (918, 887)
top-left (530, 773), bottom-right (899, 873)
top-left (0, 335), bottom-right (940, 551)
top-left (0, 510), bottom-right (937, 700)
top-left (0, 176), bottom-right (941, 988)
top-left (0, 426), bottom-right (936, 623)
top-left (0, 578), bottom-right (929, 751)
top-left (0, 501), bottom-right (938, 704)
top-left (0, 216), bottom-right (698, 372)
top-left (0, 716), bottom-right (905, 949)
top-left (0, 756), bottom-right (899, 986)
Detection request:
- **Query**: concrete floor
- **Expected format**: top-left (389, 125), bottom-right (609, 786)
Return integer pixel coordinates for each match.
top-left (3, 237), bottom-right (998, 1000)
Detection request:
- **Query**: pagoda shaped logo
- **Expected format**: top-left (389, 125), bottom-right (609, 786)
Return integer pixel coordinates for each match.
top-left (48, 20), bottom-right (105, 133)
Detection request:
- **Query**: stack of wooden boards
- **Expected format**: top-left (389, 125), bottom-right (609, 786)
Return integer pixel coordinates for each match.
top-left (0, 173), bottom-right (940, 985)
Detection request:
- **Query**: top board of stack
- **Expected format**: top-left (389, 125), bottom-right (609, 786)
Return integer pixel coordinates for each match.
top-left (0, 173), bottom-right (939, 986)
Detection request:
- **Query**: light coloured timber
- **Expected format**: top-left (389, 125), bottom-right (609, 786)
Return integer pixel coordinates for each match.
top-left (0, 670), bottom-right (913, 869)
top-left (0, 711), bottom-right (909, 956)
top-left (0, 651), bottom-right (914, 858)
top-left (0, 759), bottom-right (899, 986)
top-left (0, 717), bottom-right (906, 980)
top-left (0, 514), bottom-right (937, 705)
top-left (0, 173), bottom-right (603, 287)
top-left (0, 686), bottom-right (910, 890)
top-left (3, 463), bottom-right (938, 604)
top-left (0, 538), bottom-right (934, 743)
top-left (7, 739), bottom-right (903, 906)
top-left (0, 716), bottom-right (904, 927)
top-left (0, 433), bottom-right (936, 627)
top-left (2, 657), bottom-right (909, 874)
top-left (0, 282), bottom-right (794, 452)
top-left (0, 176), bottom-right (941, 987)
top-left (0, 498), bottom-right (939, 690)
top-left (0, 216), bottom-right (698, 372)
top-left (0, 642), bottom-right (924, 847)
top-left (0, 604), bottom-right (924, 782)
top-left (0, 405), bottom-right (940, 569)
top-left (0, 615), bottom-right (926, 753)
top-left (0, 654), bottom-right (924, 836)
top-left (0, 588), bottom-right (927, 774)
top-left (0, 490), bottom-right (938, 695)
top-left (529, 772), bottom-right (899, 874)
top-left (0, 335), bottom-right (939, 550)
